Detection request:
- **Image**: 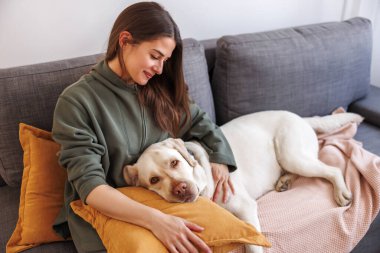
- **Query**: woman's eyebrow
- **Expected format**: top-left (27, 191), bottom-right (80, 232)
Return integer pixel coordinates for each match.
top-left (152, 49), bottom-right (165, 56)
top-left (152, 49), bottom-right (171, 59)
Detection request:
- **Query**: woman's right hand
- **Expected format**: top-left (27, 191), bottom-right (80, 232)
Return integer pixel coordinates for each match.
top-left (150, 212), bottom-right (211, 253)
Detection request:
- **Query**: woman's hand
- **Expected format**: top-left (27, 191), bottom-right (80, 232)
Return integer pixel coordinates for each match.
top-left (87, 185), bottom-right (210, 253)
top-left (150, 213), bottom-right (211, 253)
top-left (210, 163), bottom-right (235, 203)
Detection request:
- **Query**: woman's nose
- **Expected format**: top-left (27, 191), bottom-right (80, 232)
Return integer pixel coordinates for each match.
top-left (153, 60), bottom-right (164, 75)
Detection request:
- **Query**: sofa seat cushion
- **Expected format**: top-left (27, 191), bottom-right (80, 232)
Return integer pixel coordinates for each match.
top-left (351, 211), bottom-right (380, 253)
top-left (0, 186), bottom-right (73, 253)
top-left (22, 241), bottom-right (77, 253)
top-left (355, 122), bottom-right (380, 156)
top-left (349, 85), bottom-right (380, 128)
top-left (0, 186), bottom-right (20, 253)
top-left (212, 17), bottom-right (372, 125)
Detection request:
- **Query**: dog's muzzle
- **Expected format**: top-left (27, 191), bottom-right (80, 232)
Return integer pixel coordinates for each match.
top-left (171, 181), bottom-right (198, 202)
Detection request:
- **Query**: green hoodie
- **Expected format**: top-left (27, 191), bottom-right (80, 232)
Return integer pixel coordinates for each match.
top-left (52, 60), bottom-right (236, 251)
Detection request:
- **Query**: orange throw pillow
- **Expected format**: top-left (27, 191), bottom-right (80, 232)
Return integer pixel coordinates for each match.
top-left (71, 187), bottom-right (271, 253)
top-left (6, 123), bottom-right (67, 253)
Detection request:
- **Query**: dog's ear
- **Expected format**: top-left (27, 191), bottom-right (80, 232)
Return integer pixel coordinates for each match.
top-left (123, 164), bottom-right (139, 186)
top-left (162, 138), bottom-right (197, 167)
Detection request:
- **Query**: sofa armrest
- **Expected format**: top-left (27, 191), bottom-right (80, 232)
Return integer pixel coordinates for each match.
top-left (349, 85), bottom-right (380, 127)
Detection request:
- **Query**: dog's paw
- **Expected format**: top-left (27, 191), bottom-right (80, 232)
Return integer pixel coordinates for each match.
top-left (275, 174), bottom-right (296, 192)
top-left (335, 190), bottom-right (353, 207)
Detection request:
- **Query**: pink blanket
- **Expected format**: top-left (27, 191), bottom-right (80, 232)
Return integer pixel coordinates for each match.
top-left (253, 122), bottom-right (380, 253)
top-left (229, 121), bottom-right (380, 253)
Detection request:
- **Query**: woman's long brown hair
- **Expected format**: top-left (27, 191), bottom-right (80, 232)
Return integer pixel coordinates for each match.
top-left (105, 2), bottom-right (190, 137)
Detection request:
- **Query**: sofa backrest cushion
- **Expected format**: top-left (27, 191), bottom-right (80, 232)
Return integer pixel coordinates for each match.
top-left (212, 17), bottom-right (372, 125)
top-left (183, 38), bottom-right (216, 122)
top-left (0, 55), bottom-right (102, 186)
top-left (0, 39), bottom-right (214, 187)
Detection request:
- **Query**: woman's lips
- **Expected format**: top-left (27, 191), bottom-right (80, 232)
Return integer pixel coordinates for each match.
top-left (144, 71), bottom-right (153, 79)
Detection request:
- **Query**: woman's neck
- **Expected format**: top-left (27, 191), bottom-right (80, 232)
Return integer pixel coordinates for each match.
top-left (107, 58), bottom-right (134, 85)
top-left (107, 57), bottom-right (123, 77)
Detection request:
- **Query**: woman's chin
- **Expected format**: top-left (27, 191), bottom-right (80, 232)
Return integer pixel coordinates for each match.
top-left (135, 78), bottom-right (149, 86)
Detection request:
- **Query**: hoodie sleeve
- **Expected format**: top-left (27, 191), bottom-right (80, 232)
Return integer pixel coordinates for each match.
top-left (52, 95), bottom-right (107, 203)
top-left (180, 102), bottom-right (237, 172)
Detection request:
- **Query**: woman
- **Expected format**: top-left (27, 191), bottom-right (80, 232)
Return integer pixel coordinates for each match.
top-left (52, 2), bottom-right (236, 253)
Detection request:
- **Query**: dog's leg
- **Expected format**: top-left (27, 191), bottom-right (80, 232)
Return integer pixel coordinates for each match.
top-left (278, 152), bottom-right (352, 206)
top-left (223, 191), bottom-right (263, 253)
top-left (274, 124), bottom-right (352, 206)
top-left (239, 199), bottom-right (263, 253)
top-left (246, 243), bottom-right (263, 253)
top-left (287, 158), bottom-right (352, 206)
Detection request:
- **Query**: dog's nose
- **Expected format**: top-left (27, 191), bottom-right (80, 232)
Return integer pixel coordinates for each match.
top-left (173, 182), bottom-right (187, 196)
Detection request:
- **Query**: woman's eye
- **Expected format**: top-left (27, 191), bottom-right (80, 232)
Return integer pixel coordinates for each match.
top-left (150, 177), bottom-right (160, 184)
top-left (150, 55), bottom-right (159, 60)
top-left (170, 160), bottom-right (179, 168)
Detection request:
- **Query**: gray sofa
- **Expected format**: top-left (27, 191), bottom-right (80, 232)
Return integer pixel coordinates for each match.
top-left (1, 17), bottom-right (379, 252)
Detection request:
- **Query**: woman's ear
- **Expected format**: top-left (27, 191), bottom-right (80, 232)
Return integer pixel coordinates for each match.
top-left (119, 31), bottom-right (133, 48)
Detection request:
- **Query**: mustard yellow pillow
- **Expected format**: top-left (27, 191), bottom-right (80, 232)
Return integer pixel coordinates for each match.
top-left (6, 123), bottom-right (67, 253)
top-left (71, 187), bottom-right (271, 253)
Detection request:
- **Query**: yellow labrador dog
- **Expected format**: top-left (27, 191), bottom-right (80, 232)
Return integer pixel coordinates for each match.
top-left (123, 110), bottom-right (363, 253)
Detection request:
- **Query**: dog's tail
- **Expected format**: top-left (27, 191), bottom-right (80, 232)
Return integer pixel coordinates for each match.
top-left (303, 112), bottom-right (364, 133)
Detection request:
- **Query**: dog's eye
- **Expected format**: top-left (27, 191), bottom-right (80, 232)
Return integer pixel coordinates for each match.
top-left (150, 177), bottom-right (160, 184)
top-left (170, 159), bottom-right (179, 168)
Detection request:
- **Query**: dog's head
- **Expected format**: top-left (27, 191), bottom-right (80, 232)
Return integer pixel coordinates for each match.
top-left (123, 138), bottom-right (208, 203)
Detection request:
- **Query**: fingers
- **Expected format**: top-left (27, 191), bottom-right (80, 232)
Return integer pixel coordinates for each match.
top-left (212, 179), bottom-right (222, 202)
top-left (228, 177), bottom-right (235, 195)
top-left (211, 163), bottom-right (235, 203)
top-left (172, 221), bottom-right (210, 253)
top-left (222, 180), bottom-right (229, 203)
top-left (168, 245), bottom-right (180, 253)
top-left (153, 214), bottom-right (210, 253)
top-left (177, 235), bottom-right (197, 253)
top-left (187, 229), bottom-right (211, 253)
top-left (184, 220), bottom-right (204, 232)
top-left (213, 175), bottom-right (234, 203)
top-left (174, 241), bottom-right (190, 253)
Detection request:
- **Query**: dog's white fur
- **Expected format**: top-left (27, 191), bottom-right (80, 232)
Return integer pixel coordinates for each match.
top-left (123, 110), bottom-right (363, 253)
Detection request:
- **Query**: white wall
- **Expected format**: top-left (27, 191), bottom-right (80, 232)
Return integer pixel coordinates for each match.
top-left (363, 0), bottom-right (380, 88)
top-left (0, 0), bottom-right (379, 86)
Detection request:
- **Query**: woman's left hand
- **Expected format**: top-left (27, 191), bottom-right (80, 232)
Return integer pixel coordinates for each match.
top-left (210, 163), bottom-right (235, 203)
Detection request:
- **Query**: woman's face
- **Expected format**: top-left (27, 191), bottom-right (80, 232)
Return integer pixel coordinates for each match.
top-left (122, 36), bottom-right (176, 85)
